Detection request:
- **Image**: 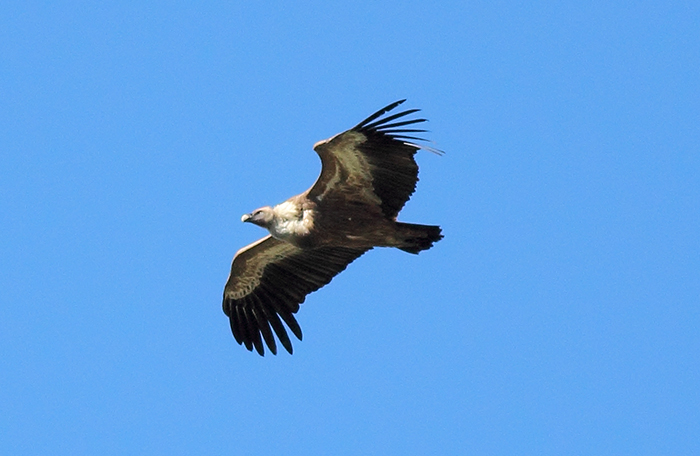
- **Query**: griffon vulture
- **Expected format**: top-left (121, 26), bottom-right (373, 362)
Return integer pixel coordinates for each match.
top-left (223, 100), bottom-right (443, 355)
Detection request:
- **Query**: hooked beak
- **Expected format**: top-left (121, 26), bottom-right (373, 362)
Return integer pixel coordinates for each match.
top-left (241, 213), bottom-right (252, 223)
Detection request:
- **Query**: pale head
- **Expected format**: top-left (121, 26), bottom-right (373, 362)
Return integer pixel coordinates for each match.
top-left (241, 206), bottom-right (275, 228)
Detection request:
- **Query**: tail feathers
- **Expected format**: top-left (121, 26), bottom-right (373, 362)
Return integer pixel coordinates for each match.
top-left (396, 222), bottom-right (443, 254)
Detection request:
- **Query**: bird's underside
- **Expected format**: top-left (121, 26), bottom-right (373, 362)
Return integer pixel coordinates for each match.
top-left (223, 100), bottom-right (443, 355)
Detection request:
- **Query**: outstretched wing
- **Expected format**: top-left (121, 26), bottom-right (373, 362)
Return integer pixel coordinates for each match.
top-left (308, 99), bottom-right (440, 219)
top-left (223, 235), bottom-right (369, 356)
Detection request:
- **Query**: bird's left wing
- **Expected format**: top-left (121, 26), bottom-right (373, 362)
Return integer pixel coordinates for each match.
top-left (308, 100), bottom-right (440, 219)
top-left (223, 235), bottom-right (369, 355)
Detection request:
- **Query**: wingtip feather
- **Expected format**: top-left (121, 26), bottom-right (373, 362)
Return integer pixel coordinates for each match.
top-left (353, 99), bottom-right (407, 129)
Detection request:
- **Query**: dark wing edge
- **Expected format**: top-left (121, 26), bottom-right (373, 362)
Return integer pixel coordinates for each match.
top-left (352, 100), bottom-right (444, 156)
top-left (223, 237), bottom-right (369, 356)
top-left (354, 100), bottom-right (443, 218)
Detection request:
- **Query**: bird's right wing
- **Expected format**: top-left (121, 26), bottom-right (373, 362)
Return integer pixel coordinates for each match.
top-left (223, 235), bottom-right (369, 356)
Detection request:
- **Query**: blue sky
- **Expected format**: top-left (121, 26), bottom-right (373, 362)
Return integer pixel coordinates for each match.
top-left (2, 1), bottom-right (699, 454)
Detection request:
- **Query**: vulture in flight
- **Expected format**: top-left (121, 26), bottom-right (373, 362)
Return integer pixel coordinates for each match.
top-left (223, 100), bottom-right (443, 355)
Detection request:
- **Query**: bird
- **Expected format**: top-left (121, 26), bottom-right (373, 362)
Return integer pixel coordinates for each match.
top-left (223, 100), bottom-right (443, 355)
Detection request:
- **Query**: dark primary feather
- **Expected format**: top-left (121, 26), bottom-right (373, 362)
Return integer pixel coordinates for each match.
top-left (350, 101), bottom-right (430, 218)
top-left (356, 101), bottom-right (443, 154)
top-left (361, 108), bottom-right (421, 130)
top-left (353, 99), bottom-right (409, 129)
